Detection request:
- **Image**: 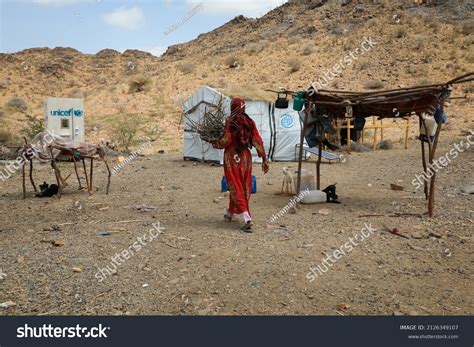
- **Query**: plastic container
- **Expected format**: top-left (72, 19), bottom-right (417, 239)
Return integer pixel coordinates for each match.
top-left (300, 190), bottom-right (327, 204)
top-left (221, 176), bottom-right (257, 194)
top-left (294, 169), bottom-right (315, 193)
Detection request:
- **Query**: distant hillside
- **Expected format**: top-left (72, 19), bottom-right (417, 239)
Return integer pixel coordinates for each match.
top-left (0, 0), bottom-right (472, 150)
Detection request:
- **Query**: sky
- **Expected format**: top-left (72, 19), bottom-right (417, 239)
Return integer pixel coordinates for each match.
top-left (0, 0), bottom-right (287, 56)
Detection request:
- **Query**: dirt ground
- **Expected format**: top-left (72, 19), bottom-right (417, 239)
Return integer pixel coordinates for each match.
top-left (0, 135), bottom-right (473, 316)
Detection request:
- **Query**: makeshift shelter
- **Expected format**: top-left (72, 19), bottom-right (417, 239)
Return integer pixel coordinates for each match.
top-left (269, 72), bottom-right (473, 217)
top-left (19, 131), bottom-right (112, 198)
top-left (183, 86), bottom-right (308, 163)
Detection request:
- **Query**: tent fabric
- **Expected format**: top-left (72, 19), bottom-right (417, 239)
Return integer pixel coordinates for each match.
top-left (183, 86), bottom-right (308, 163)
top-left (27, 131), bottom-right (105, 163)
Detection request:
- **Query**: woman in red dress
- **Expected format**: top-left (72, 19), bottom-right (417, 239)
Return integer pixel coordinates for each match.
top-left (212, 98), bottom-right (269, 232)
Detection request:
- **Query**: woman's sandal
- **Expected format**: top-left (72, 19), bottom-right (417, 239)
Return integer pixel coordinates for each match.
top-left (241, 221), bottom-right (254, 233)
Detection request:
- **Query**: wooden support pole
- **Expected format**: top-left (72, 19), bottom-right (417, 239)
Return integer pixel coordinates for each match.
top-left (29, 159), bottom-right (37, 192)
top-left (316, 145), bottom-right (322, 190)
top-left (82, 158), bottom-right (91, 195)
top-left (90, 158), bottom-right (94, 193)
top-left (346, 111), bottom-right (352, 152)
top-left (104, 159), bottom-right (112, 195)
top-left (336, 119), bottom-right (341, 146)
top-left (427, 95), bottom-right (447, 218)
top-left (72, 155), bottom-right (82, 189)
top-left (405, 118), bottom-right (410, 149)
top-left (49, 148), bottom-right (63, 199)
top-left (22, 162), bottom-right (26, 199)
top-left (296, 105), bottom-right (310, 195)
top-left (372, 117), bottom-right (377, 150)
top-left (380, 119), bottom-right (384, 141)
top-left (418, 116), bottom-right (430, 200)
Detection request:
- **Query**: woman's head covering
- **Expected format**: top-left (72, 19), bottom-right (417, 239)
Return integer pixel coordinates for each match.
top-left (231, 97), bottom-right (246, 116)
top-left (230, 98), bottom-right (254, 152)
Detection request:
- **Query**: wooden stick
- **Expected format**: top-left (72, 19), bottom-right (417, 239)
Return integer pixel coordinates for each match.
top-left (345, 106), bottom-right (352, 151)
top-left (72, 155), bottom-right (82, 189)
top-left (372, 116), bottom-right (377, 150)
top-left (418, 116), bottom-right (429, 200)
top-left (22, 162), bottom-right (26, 199)
top-left (29, 159), bottom-right (37, 192)
top-left (90, 158), bottom-right (94, 192)
top-left (104, 159), bottom-right (112, 195)
top-left (405, 118), bottom-right (410, 149)
top-left (49, 148), bottom-right (63, 199)
top-left (82, 158), bottom-right (91, 195)
top-left (316, 146), bottom-right (322, 190)
top-left (296, 105), bottom-right (310, 195)
top-left (428, 95), bottom-right (447, 217)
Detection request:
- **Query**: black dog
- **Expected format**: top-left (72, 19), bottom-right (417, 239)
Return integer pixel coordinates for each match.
top-left (322, 183), bottom-right (340, 204)
top-left (35, 182), bottom-right (59, 198)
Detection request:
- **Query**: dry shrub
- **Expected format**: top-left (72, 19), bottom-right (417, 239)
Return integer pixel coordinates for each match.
top-left (393, 26), bottom-right (407, 39)
top-left (111, 114), bottom-right (144, 152)
top-left (177, 63), bottom-right (195, 74)
top-left (247, 40), bottom-right (269, 55)
top-left (0, 79), bottom-right (9, 90)
top-left (5, 96), bottom-right (28, 113)
top-left (21, 114), bottom-right (44, 139)
top-left (128, 75), bottom-right (152, 93)
top-left (301, 44), bottom-right (314, 56)
top-left (224, 55), bottom-right (241, 68)
top-left (288, 58), bottom-right (301, 73)
top-left (364, 80), bottom-right (385, 90)
top-left (0, 129), bottom-right (13, 144)
top-left (69, 89), bottom-right (87, 98)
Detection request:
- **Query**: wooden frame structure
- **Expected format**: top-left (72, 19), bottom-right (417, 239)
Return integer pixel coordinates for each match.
top-left (335, 116), bottom-right (411, 150)
top-left (20, 136), bottom-right (112, 199)
top-left (276, 72), bottom-right (473, 217)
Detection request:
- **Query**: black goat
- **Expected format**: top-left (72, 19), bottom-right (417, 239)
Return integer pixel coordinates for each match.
top-left (35, 182), bottom-right (59, 198)
top-left (322, 183), bottom-right (340, 204)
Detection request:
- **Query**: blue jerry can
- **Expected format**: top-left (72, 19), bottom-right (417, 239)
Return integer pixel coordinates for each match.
top-left (221, 176), bottom-right (257, 194)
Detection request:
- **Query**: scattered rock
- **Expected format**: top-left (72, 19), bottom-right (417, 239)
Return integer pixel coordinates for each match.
top-left (460, 185), bottom-right (474, 194)
top-left (125, 205), bottom-right (157, 213)
top-left (336, 303), bottom-right (350, 310)
top-left (72, 267), bottom-right (83, 273)
top-left (318, 208), bottom-right (330, 215)
top-left (411, 231), bottom-right (425, 239)
top-left (0, 270), bottom-right (6, 282)
top-left (377, 140), bottom-right (393, 150)
top-left (142, 284), bottom-right (149, 288)
top-left (350, 141), bottom-right (372, 153)
top-left (0, 301), bottom-right (17, 308)
top-left (97, 231), bottom-right (111, 237)
top-left (428, 230), bottom-right (443, 239)
top-left (52, 240), bottom-right (65, 247)
top-left (390, 184), bottom-right (405, 191)
top-left (73, 201), bottom-right (83, 210)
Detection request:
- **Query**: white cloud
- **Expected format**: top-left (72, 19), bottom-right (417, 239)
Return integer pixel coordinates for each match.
top-left (186, 0), bottom-right (287, 18)
top-left (142, 45), bottom-right (168, 57)
top-left (102, 6), bottom-right (144, 31)
top-left (31, 0), bottom-right (89, 5)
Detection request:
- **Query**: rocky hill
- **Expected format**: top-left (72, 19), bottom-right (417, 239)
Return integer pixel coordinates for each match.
top-left (0, 0), bottom-right (472, 150)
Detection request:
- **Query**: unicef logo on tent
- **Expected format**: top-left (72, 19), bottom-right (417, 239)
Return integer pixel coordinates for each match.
top-left (280, 113), bottom-right (295, 128)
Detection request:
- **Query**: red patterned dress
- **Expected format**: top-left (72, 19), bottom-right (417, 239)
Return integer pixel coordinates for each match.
top-left (212, 99), bottom-right (267, 219)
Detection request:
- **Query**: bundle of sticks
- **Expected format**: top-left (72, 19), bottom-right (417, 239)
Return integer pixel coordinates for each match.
top-left (187, 96), bottom-right (227, 143)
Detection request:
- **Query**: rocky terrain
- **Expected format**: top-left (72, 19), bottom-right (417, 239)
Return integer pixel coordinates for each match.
top-left (0, 0), bottom-right (473, 150)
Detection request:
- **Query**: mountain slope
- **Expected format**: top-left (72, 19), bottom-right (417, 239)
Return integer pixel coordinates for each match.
top-left (0, 0), bottom-right (472, 150)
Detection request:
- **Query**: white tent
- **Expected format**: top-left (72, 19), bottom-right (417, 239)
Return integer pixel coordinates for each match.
top-left (183, 86), bottom-right (307, 163)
